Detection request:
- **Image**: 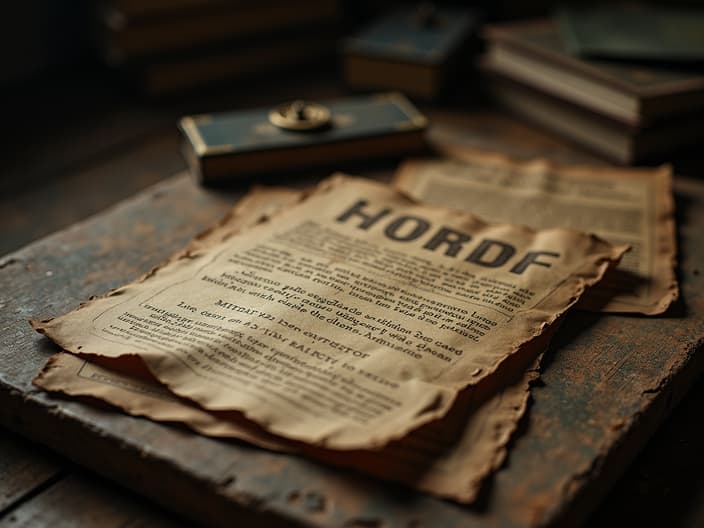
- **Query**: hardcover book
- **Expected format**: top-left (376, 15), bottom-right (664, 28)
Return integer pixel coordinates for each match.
top-left (481, 72), bottom-right (704, 164)
top-left (483, 19), bottom-right (704, 127)
top-left (557, 5), bottom-right (704, 62)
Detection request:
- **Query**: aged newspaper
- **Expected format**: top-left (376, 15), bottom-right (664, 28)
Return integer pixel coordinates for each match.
top-left (395, 151), bottom-right (677, 314)
top-left (34, 185), bottom-right (550, 502)
top-left (35, 345), bottom-right (543, 503)
top-left (33, 175), bottom-right (625, 450)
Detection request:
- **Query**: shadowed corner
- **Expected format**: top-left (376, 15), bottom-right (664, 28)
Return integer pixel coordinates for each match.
top-left (670, 188), bottom-right (697, 318)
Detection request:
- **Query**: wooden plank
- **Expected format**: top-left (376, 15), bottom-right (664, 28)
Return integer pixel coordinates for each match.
top-left (0, 473), bottom-right (182, 528)
top-left (0, 432), bottom-right (62, 515)
top-left (0, 120), bottom-right (702, 527)
top-left (587, 374), bottom-right (704, 527)
top-left (0, 134), bottom-right (185, 256)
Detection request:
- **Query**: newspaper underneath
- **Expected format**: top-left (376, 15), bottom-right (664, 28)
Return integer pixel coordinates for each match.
top-left (33, 175), bottom-right (626, 450)
top-left (394, 150), bottom-right (677, 314)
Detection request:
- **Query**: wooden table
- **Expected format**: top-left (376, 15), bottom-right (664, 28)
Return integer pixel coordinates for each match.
top-left (1, 73), bottom-right (703, 527)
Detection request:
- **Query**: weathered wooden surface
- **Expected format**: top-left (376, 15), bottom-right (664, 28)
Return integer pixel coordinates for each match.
top-left (0, 135), bottom-right (186, 254)
top-left (591, 367), bottom-right (704, 527)
top-left (1, 155), bottom-right (702, 526)
top-left (0, 433), bottom-right (62, 515)
top-left (0, 473), bottom-right (183, 528)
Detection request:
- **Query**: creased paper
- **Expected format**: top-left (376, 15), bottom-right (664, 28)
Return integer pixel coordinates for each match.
top-left (33, 185), bottom-right (552, 503)
top-left (36, 184), bottom-right (553, 502)
top-left (33, 175), bottom-right (626, 450)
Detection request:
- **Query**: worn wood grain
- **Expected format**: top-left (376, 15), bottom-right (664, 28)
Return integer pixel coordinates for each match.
top-left (588, 373), bottom-right (704, 527)
top-left (0, 134), bottom-right (185, 255)
top-left (0, 473), bottom-right (183, 528)
top-left (0, 432), bottom-right (62, 515)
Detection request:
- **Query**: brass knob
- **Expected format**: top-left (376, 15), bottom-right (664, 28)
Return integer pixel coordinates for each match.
top-left (268, 100), bottom-right (331, 131)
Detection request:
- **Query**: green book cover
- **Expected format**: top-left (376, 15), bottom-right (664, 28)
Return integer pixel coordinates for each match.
top-left (557, 5), bottom-right (704, 62)
top-left (488, 19), bottom-right (704, 95)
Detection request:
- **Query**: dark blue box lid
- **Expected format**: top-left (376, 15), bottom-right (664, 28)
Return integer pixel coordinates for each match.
top-left (344, 6), bottom-right (476, 66)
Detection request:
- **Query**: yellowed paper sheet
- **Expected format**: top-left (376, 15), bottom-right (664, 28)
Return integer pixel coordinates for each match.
top-left (394, 152), bottom-right (677, 314)
top-left (35, 352), bottom-right (289, 449)
top-left (33, 175), bottom-right (625, 450)
top-left (34, 185), bottom-right (548, 503)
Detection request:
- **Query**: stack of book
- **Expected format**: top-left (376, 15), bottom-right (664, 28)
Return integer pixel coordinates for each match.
top-left (480, 19), bottom-right (704, 164)
top-left (94, 0), bottom-right (341, 95)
